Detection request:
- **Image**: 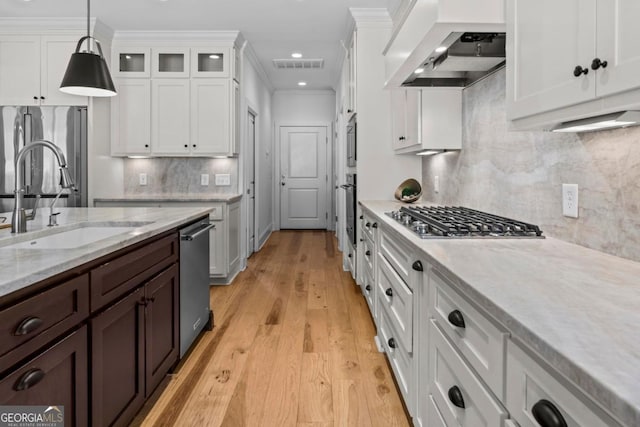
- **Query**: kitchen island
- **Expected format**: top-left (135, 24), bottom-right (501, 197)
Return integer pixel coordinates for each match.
top-left (0, 206), bottom-right (211, 426)
top-left (360, 200), bottom-right (640, 427)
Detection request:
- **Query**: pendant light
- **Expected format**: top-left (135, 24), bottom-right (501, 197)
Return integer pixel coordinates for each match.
top-left (60, 0), bottom-right (116, 97)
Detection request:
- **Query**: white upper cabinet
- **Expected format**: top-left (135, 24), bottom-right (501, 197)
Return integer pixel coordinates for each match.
top-left (392, 88), bottom-right (462, 154)
top-left (507, 0), bottom-right (640, 128)
top-left (0, 35), bottom-right (87, 106)
top-left (191, 47), bottom-right (231, 78)
top-left (190, 79), bottom-right (230, 155)
top-left (152, 48), bottom-right (189, 78)
top-left (111, 79), bottom-right (151, 156)
top-left (113, 48), bottom-right (150, 78)
top-left (152, 79), bottom-right (190, 155)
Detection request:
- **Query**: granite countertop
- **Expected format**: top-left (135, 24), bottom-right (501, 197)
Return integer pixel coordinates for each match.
top-left (94, 194), bottom-right (242, 203)
top-left (361, 200), bottom-right (640, 427)
top-left (0, 207), bottom-right (212, 301)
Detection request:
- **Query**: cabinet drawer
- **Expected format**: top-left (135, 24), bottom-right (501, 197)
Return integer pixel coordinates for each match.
top-left (0, 274), bottom-right (89, 373)
top-left (0, 326), bottom-right (88, 427)
top-left (361, 267), bottom-right (376, 318)
top-left (505, 340), bottom-right (620, 427)
top-left (378, 306), bottom-right (412, 405)
top-left (377, 256), bottom-right (413, 352)
top-left (362, 233), bottom-right (375, 276)
top-left (379, 226), bottom-right (414, 285)
top-left (90, 234), bottom-right (178, 311)
top-left (427, 394), bottom-right (447, 427)
top-left (430, 269), bottom-right (508, 399)
top-left (430, 320), bottom-right (508, 427)
top-left (361, 211), bottom-right (378, 241)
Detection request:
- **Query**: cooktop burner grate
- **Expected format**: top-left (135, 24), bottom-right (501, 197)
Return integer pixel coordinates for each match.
top-left (386, 206), bottom-right (544, 239)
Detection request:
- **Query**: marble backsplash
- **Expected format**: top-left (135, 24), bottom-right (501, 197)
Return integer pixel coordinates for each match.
top-left (123, 157), bottom-right (238, 195)
top-left (422, 68), bottom-right (640, 262)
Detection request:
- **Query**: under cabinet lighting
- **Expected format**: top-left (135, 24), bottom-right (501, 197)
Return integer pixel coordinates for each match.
top-left (209, 54), bottom-right (220, 59)
top-left (416, 150), bottom-right (443, 156)
top-left (551, 111), bottom-right (640, 133)
top-left (435, 46), bottom-right (448, 53)
top-left (414, 68), bottom-right (425, 74)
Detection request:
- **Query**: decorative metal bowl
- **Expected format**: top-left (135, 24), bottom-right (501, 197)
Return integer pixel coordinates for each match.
top-left (394, 178), bottom-right (422, 203)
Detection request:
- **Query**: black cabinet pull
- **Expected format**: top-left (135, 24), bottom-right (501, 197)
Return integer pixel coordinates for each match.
top-left (192, 144), bottom-right (196, 148)
top-left (532, 399), bottom-right (568, 427)
top-left (388, 338), bottom-right (396, 349)
top-left (365, 250), bottom-right (371, 256)
top-left (448, 309), bottom-right (466, 328)
top-left (14, 317), bottom-right (44, 336)
top-left (40, 96), bottom-right (45, 100)
top-left (359, 238), bottom-right (364, 242)
top-left (184, 144), bottom-right (188, 148)
top-left (385, 288), bottom-right (393, 297)
top-left (448, 385), bottom-right (465, 409)
top-left (365, 285), bottom-right (371, 292)
top-left (14, 368), bottom-right (45, 391)
top-left (33, 96), bottom-right (38, 100)
top-left (144, 144), bottom-right (149, 148)
top-left (412, 260), bottom-right (423, 272)
top-left (372, 222), bottom-right (378, 228)
top-left (359, 215), bottom-right (364, 219)
top-left (365, 222), bottom-right (371, 228)
top-left (591, 58), bottom-right (608, 70)
top-left (573, 65), bottom-right (588, 77)
top-left (347, 109), bottom-right (353, 113)
top-left (348, 253), bottom-right (352, 258)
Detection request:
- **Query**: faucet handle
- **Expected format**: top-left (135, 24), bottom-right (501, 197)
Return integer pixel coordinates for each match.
top-left (48, 212), bottom-right (60, 227)
top-left (26, 195), bottom-right (41, 221)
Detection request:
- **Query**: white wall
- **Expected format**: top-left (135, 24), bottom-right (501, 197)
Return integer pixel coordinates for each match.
top-left (273, 90), bottom-right (336, 124)
top-left (242, 52), bottom-right (274, 250)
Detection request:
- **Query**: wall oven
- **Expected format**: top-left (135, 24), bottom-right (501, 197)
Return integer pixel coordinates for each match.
top-left (346, 114), bottom-right (357, 167)
top-left (342, 173), bottom-right (357, 245)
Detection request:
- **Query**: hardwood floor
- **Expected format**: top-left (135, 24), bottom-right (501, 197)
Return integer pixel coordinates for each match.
top-left (135, 230), bottom-right (411, 427)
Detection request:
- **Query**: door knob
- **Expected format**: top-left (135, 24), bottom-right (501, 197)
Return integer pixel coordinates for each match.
top-left (281, 182), bottom-right (286, 186)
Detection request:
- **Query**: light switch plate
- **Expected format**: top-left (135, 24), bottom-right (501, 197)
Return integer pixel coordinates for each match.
top-left (215, 174), bottom-right (231, 186)
top-left (139, 173), bottom-right (147, 186)
top-left (562, 183), bottom-right (578, 218)
top-left (434, 175), bottom-right (440, 193)
top-left (200, 174), bottom-right (209, 186)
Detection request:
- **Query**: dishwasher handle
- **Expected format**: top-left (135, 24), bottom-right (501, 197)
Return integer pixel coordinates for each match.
top-left (181, 223), bottom-right (215, 241)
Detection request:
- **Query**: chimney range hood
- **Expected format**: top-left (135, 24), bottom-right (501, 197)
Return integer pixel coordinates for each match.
top-left (403, 32), bottom-right (505, 87)
top-left (383, 0), bottom-right (505, 89)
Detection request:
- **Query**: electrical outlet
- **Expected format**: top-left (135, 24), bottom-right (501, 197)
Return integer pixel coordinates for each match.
top-left (434, 176), bottom-right (440, 193)
top-left (139, 173), bottom-right (147, 186)
top-left (562, 183), bottom-right (578, 218)
top-left (215, 174), bottom-right (231, 186)
top-left (200, 174), bottom-right (209, 186)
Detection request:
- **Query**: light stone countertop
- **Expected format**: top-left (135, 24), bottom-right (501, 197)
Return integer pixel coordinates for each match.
top-left (0, 207), bottom-right (212, 301)
top-left (361, 200), bottom-right (640, 427)
top-left (93, 194), bottom-right (242, 204)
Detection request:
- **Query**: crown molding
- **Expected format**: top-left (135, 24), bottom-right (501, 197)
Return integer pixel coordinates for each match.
top-left (0, 17), bottom-right (112, 35)
top-left (112, 30), bottom-right (241, 45)
top-left (349, 8), bottom-right (392, 28)
top-left (243, 42), bottom-right (274, 94)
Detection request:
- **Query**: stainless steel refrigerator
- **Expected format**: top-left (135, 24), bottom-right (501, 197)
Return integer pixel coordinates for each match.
top-left (0, 106), bottom-right (87, 213)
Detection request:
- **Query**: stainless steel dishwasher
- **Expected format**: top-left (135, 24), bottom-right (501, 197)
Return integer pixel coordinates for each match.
top-left (179, 218), bottom-right (215, 357)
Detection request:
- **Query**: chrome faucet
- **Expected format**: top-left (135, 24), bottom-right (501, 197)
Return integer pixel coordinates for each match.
top-left (12, 140), bottom-right (75, 234)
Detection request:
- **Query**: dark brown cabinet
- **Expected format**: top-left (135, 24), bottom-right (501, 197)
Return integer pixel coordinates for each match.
top-left (91, 264), bottom-right (179, 427)
top-left (0, 326), bottom-right (89, 427)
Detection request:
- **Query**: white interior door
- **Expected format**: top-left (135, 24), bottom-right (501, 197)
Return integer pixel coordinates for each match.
top-left (280, 126), bottom-right (328, 229)
top-left (247, 111), bottom-right (256, 255)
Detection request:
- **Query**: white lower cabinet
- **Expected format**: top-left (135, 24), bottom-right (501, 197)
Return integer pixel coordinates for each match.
top-left (427, 394), bottom-right (448, 427)
top-left (378, 304), bottom-right (413, 403)
top-left (429, 320), bottom-right (508, 427)
top-left (505, 340), bottom-right (621, 427)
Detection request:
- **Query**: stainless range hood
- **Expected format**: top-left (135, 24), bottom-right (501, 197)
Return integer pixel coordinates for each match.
top-left (403, 32), bottom-right (506, 87)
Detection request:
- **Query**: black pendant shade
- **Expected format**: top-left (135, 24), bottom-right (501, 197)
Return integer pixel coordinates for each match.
top-left (60, 49), bottom-right (116, 97)
top-left (59, 0), bottom-right (117, 98)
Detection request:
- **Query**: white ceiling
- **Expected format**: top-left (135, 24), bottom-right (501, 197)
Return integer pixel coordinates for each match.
top-left (0, 0), bottom-right (398, 91)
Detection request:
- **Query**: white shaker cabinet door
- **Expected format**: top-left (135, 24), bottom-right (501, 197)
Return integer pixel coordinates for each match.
top-left (595, 0), bottom-right (640, 97)
top-left (506, 0), bottom-right (597, 120)
top-left (190, 79), bottom-right (230, 156)
top-left (151, 79), bottom-right (190, 155)
top-left (41, 36), bottom-right (87, 106)
top-left (0, 36), bottom-right (41, 106)
top-left (111, 79), bottom-right (151, 155)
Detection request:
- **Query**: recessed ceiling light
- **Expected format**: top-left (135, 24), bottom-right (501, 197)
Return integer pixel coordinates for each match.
top-left (298, 81), bottom-right (307, 86)
top-left (291, 52), bottom-right (303, 59)
top-left (209, 54), bottom-right (220, 59)
top-left (414, 68), bottom-right (424, 74)
top-left (435, 46), bottom-right (448, 53)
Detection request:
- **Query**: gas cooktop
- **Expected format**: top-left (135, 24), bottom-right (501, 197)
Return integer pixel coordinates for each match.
top-left (386, 206), bottom-right (544, 239)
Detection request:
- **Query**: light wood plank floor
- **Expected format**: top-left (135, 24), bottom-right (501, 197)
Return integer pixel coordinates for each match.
top-left (134, 230), bottom-right (411, 427)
